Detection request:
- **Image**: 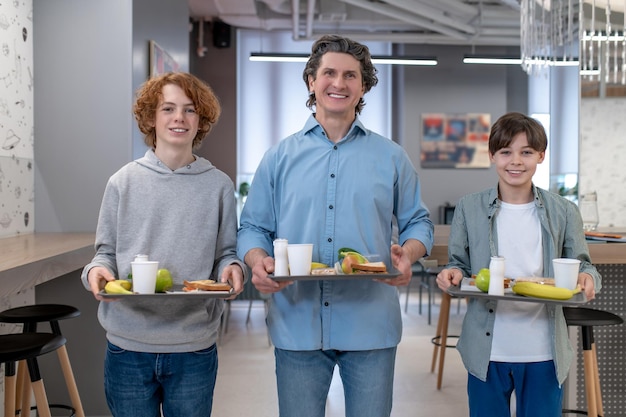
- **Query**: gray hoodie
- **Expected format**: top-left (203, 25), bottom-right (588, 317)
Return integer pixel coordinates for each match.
top-left (82, 150), bottom-right (245, 353)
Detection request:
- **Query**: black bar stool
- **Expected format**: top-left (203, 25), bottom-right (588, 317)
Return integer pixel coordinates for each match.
top-left (562, 307), bottom-right (624, 417)
top-left (0, 304), bottom-right (84, 417)
top-left (1, 332), bottom-right (66, 417)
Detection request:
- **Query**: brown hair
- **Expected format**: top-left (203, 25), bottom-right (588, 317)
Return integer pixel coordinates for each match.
top-left (488, 112), bottom-right (548, 155)
top-left (134, 72), bottom-right (221, 149)
top-left (302, 35), bottom-right (378, 114)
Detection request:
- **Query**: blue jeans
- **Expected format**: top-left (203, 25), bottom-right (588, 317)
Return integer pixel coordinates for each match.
top-left (104, 341), bottom-right (218, 417)
top-left (275, 347), bottom-right (396, 417)
top-left (468, 361), bottom-right (563, 417)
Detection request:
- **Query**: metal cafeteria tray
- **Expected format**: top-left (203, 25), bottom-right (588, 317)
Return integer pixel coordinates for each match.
top-left (99, 284), bottom-right (233, 299)
top-left (446, 278), bottom-right (588, 306)
top-left (270, 267), bottom-right (401, 282)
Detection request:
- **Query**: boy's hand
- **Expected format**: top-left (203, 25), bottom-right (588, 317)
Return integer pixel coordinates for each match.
top-left (436, 268), bottom-right (463, 291)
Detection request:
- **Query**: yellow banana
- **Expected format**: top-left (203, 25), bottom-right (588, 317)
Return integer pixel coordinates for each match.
top-left (512, 281), bottom-right (580, 300)
top-left (104, 280), bottom-right (133, 295)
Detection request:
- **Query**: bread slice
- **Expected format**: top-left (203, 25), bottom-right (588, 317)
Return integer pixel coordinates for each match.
top-left (183, 279), bottom-right (232, 291)
top-left (352, 261), bottom-right (387, 273)
top-left (311, 267), bottom-right (337, 275)
top-left (515, 277), bottom-right (555, 286)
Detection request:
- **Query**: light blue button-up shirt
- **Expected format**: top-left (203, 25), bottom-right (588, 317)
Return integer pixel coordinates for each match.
top-left (237, 115), bottom-right (434, 351)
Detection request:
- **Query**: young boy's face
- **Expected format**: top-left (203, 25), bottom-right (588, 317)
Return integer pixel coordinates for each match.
top-left (489, 132), bottom-right (545, 191)
top-left (153, 83), bottom-right (199, 151)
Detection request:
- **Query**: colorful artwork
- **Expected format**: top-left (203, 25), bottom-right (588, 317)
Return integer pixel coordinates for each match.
top-left (420, 113), bottom-right (491, 169)
top-left (149, 40), bottom-right (179, 77)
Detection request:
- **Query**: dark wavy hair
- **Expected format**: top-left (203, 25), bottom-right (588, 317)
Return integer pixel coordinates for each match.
top-left (488, 112), bottom-right (548, 155)
top-left (302, 35), bottom-right (378, 115)
top-left (134, 72), bottom-right (221, 149)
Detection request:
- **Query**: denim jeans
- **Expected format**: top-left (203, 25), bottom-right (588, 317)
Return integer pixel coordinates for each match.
top-left (468, 360), bottom-right (562, 417)
top-left (275, 347), bottom-right (396, 417)
top-left (104, 341), bottom-right (218, 417)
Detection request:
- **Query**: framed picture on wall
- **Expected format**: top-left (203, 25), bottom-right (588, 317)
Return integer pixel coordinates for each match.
top-left (149, 40), bottom-right (179, 77)
top-left (420, 113), bottom-right (491, 169)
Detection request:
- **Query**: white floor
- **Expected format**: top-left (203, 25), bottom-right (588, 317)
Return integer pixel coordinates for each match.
top-left (212, 286), bottom-right (470, 417)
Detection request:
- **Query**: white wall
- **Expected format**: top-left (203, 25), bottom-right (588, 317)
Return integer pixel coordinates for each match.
top-left (0, 0), bottom-right (33, 237)
top-left (33, 0), bottom-right (133, 233)
top-left (580, 97), bottom-right (626, 227)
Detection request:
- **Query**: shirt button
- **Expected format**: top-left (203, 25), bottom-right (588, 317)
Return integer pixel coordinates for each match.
top-left (329, 205), bottom-right (333, 209)
top-left (324, 302), bottom-right (329, 307)
top-left (333, 145), bottom-right (338, 150)
top-left (486, 332), bottom-right (491, 336)
top-left (327, 238), bottom-right (332, 243)
top-left (489, 309), bottom-right (494, 313)
top-left (330, 173), bottom-right (335, 178)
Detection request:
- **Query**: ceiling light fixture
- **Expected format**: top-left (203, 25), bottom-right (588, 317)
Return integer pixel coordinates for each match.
top-left (462, 55), bottom-right (522, 65)
top-left (249, 52), bottom-right (438, 66)
top-left (463, 55), bottom-right (579, 67)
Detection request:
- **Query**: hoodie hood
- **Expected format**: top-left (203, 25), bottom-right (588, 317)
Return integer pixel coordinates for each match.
top-left (135, 149), bottom-right (215, 175)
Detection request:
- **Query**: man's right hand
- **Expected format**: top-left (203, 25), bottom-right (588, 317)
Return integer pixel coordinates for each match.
top-left (246, 248), bottom-right (293, 294)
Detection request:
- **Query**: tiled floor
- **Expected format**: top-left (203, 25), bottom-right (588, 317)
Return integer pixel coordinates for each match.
top-left (212, 286), bottom-right (470, 417)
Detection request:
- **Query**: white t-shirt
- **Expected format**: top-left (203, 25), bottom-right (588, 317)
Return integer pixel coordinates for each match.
top-left (490, 201), bottom-right (552, 362)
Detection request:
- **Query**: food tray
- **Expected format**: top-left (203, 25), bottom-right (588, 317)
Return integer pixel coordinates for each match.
top-left (270, 267), bottom-right (401, 282)
top-left (446, 278), bottom-right (588, 306)
top-left (99, 284), bottom-right (233, 299)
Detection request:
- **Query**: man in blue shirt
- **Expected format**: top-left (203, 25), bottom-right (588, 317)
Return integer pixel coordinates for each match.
top-left (237, 34), bottom-right (434, 417)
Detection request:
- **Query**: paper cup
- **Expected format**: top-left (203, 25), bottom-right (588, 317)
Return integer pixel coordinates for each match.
top-left (287, 244), bottom-right (313, 276)
top-left (131, 261), bottom-right (159, 294)
top-left (552, 258), bottom-right (580, 290)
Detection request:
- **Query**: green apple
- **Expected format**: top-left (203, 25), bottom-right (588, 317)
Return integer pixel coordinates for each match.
top-left (475, 268), bottom-right (490, 292)
top-left (155, 268), bottom-right (173, 292)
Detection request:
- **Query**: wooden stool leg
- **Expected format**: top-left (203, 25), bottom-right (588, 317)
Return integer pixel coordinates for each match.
top-left (580, 326), bottom-right (598, 417)
top-left (431, 296), bottom-right (445, 373)
top-left (4, 361), bottom-right (17, 417)
top-left (436, 292), bottom-right (451, 390)
top-left (591, 342), bottom-right (604, 416)
top-left (57, 345), bottom-right (86, 417)
top-left (25, 358), bottom-right (52, 417)
top-left (14, 360), bottom-right (26, 416)
top-left (30, 379), bottom-right (52, 417)
top-left (20, 373), bottom-right (31, 417)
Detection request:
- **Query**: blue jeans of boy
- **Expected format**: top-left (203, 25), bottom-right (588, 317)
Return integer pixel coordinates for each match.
top-left (275, 347), bottom-right (396, 417)
top-left (104, 341), bottom-right (218, 417)
top-left (468, 360), bottom-right (563, 417)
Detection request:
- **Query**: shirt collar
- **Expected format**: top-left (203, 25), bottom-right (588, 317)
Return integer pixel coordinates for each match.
top-left (303, 114), bottom-right (368, 142)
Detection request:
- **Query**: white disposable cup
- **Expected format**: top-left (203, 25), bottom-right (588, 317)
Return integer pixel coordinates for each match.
top-left (553, 258), bottom-right (580, 290)
top-left (131, 261), bottom-right (159, 294)
top-left (287, 244), bottom-right (313, 276)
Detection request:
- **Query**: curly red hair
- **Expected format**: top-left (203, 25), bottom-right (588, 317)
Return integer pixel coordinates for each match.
top-left (134, 72), bottom-right (221, 149)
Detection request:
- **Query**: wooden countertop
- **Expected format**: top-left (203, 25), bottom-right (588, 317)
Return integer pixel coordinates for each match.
top-left (0, 233), bottom-right (95, 298)
top-left (426, 225), bottom-right (626, 266)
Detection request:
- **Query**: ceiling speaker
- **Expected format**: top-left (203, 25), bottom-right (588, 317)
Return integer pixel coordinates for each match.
top-left (213, 21), bottom-right (231, 48)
